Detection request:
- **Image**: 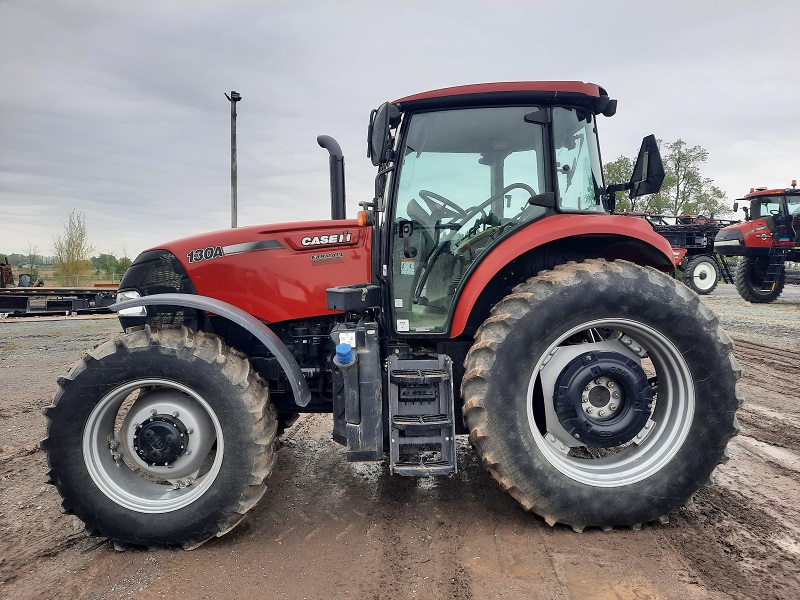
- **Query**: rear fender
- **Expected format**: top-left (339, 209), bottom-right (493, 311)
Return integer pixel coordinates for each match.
top-left (111, 293), bottom-right (311, 407)
top-left (450, 214), bottom-right (675, 338)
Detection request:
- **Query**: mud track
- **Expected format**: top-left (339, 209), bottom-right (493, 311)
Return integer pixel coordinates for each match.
top-left (1, 286), bottom-right (799, 599)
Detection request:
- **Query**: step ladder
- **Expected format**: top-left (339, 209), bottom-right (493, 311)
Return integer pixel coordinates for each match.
top-left (715, 254), bottom-right (735, 284)
top-left (761, 246), bottom-right (789, 293)
top-left (388, 355), bottom-right (456, 476)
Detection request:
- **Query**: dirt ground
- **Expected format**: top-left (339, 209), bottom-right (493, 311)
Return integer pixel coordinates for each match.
top-left (1, 283), bottom-right (799, 600)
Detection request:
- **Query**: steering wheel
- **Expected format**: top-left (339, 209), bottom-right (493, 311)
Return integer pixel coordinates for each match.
top-left (412, 182), bottom-right (539, 305)
top-left (418, 190), bottom-right (468, 220)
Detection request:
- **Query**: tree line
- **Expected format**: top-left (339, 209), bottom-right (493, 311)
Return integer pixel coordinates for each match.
top-left (605, 138), bottom-right (730, 217)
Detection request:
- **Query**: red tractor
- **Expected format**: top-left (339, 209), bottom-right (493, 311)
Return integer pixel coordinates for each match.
top-left (715, 180), bottom-right (800, 302)
top-left (43, 82), bottom-right (740, 549)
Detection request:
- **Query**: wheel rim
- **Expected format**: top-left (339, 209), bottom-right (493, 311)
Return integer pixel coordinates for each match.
top-left (83, 378), bottom-right (224, 513)
top-left (690, 261), bottom-right (717, 291)
top-left (527, 318), bottom-right (694, 487)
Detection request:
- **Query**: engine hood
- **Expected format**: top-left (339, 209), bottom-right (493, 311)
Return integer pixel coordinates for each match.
top-left (126, 219), bottom-right (373, 323)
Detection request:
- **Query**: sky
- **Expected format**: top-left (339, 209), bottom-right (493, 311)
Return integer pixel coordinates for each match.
top-left (1, 0), bottom-right (798, 259)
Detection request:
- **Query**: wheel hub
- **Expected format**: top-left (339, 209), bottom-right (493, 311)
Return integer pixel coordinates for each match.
top-left (133, 414), bottom-right (189, 466)
top-left (554, 352), bottom-right (652, 448)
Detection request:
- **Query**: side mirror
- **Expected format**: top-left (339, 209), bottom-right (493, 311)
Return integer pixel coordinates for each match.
top-left (629, 135), bottom-right (665, 198)
top-left (367, 102), bottom-right (399, 166)
top-left (733, 202), bottom-right (739, 213)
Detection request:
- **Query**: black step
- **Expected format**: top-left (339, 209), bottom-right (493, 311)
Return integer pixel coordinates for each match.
top-left (392, 414), bottom-right (452, 430)
top-left (393, 461), bottom-right (455, 476)
top-left (390, 368), bottom-right (449, 385)
top-left (761, 246), bottom-right (790, 292)
top-left (388, 355), bottom-right (456, 476)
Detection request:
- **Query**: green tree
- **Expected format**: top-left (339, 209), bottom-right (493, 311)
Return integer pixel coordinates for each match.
top-left (604, 138), bottom-right (730, 217)
top-left (604, 155), bottom-right (636, 212)
top-left (117, 256), bottom-right (132, 275)
top-left (53, 210), bottom-right (95, 285)
top-left (92, 253), bottom-right (120, 278)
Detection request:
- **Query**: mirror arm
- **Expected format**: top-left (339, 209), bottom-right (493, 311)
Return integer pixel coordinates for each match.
top-left (373, 164), bottom-right (395, 212)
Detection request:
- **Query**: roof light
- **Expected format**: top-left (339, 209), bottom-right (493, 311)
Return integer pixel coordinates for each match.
top-left (357, 210), bottom-right (368, 227)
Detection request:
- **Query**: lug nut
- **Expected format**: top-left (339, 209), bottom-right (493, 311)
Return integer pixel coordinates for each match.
top-left (150, 409), bottom-right (157, 416)
top-left (595, 378), bottom-right (603, 385)
top-left (610, 404), bottom-right (617, 411)
top-left (606, 381), bottom-right (615, 388)
top-left (612, 392), bottom-right (620, 399)
top-left (586, 407), bottom-right (594, 414)
top-left (173, 411), bottom-right (180, 418)
top-left (598, 410), bottom-right (606, 417)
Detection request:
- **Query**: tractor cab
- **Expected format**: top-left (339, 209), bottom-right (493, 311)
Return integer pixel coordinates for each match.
top-left (746, 185), bottom-right (800, 243)
top-left (716, 181), bottom-right (800, 254)
top-left (366, 82), bottom-right (664, 335)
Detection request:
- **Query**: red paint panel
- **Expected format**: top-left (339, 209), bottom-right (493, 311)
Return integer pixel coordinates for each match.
top-left (394, 81), bottom-right (602, 104)
top-left (449, 214), bottom-right (674, 338)
top-left (732, 219), bottom-right (779, 249)
top-left (160, 221), bottom-right (372, 323)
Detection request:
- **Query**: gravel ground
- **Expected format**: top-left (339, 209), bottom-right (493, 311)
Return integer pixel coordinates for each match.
top-left (1, 283), bottom-right (799, 599)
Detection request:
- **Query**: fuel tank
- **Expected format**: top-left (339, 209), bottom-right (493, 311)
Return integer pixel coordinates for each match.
top-left (128, 220), bottom-right (372, 323)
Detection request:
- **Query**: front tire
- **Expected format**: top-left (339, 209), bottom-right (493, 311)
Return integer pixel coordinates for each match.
top-left (43, 326), bottom-right (277, 549)
top-left (462, 260), bottom-right (741, 530)
top-left (734, 255), bottom-right (784, 302)
top-left (683, 255), bottom-right (719, 294)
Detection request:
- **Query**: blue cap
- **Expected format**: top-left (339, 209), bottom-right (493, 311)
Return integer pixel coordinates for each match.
top-left (335, 343), bottom-right (354, 364)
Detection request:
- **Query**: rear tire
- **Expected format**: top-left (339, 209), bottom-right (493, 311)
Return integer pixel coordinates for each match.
top-left (462, 260), bottom-right (741, 530)
top-left (734, 255), bottom-right (784, 302)
top-left (43, 325), bottom-right (277, 549)
top-left (683, 255), bottom-right (719, 294)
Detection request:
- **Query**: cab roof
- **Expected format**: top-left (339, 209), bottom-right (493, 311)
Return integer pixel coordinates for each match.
top-left (743, 183), bottom-right (799, 199)
top-left (393, 81), bottom-right (616, 115)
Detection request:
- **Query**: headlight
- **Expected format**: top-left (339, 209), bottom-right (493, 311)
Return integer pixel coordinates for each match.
top-left (116, 290), bottom-right (147, 317)
top-left (713, 239), bottom-right (741, 246)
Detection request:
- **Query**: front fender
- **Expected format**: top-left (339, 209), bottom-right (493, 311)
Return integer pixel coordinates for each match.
top-left (111, 293), bottom-right (312, 407)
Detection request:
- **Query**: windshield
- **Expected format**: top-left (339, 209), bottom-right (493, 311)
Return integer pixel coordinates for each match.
top-left (750, 195), bottom-right (800, 239)
top-left (391, 106), bottom-right (546, 333)
top-left (552, 107), bottom-right (605, 212)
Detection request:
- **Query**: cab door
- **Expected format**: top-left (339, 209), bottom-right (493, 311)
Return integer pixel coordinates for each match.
top-left (389, 106), bottom-right (547, 335)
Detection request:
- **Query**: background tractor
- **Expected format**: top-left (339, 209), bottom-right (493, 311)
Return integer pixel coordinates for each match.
top-left (715, 180), bottom-right (800, 302)
top-left (43, 82), bottom-right (740, 549)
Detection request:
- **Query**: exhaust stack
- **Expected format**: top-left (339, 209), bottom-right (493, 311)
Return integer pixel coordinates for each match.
top-left (317, 135), bottom-right (346, 220)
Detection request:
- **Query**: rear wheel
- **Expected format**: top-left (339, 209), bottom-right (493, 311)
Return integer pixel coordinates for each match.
top-left (734, 255), bottom-right (784, 302)
top-left (683, 255), bottom-right (719, 294)
top-left (43, 326), bottom-right (277, 549)
top-left (462, 260), bottom-right (741, 530)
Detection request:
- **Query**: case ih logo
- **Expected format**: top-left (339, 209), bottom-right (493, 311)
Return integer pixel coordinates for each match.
top-left (301, 232), bottom-right (352, 246)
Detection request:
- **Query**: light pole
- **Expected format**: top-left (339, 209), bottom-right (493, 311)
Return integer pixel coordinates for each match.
top-left (225, 91), bottom-right (242, 228)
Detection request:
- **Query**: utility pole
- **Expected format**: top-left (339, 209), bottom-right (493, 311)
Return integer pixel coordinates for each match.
top-left (225, 91), bottom-right (242, 228)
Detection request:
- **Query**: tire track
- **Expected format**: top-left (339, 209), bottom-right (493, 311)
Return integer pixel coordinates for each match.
top-left (665, 485), bottom-right (800, 600)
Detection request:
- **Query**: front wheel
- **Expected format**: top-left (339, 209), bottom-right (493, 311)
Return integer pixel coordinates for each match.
top-left (462, 260), bottom-right (741, 530)
top-left (734, 255), bottom-right (784, 302)
top-left (683, 255), bottom-right (719, 294)
top-left (43, 326), bottom-right (277, 549)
